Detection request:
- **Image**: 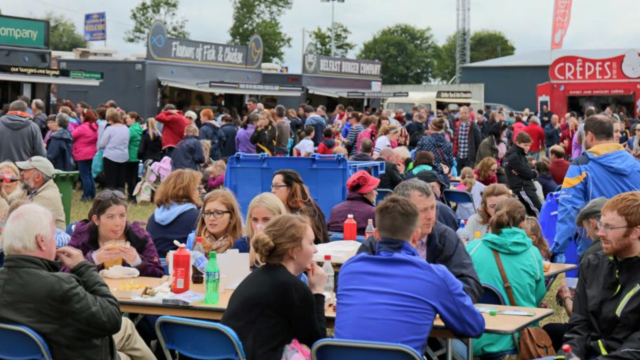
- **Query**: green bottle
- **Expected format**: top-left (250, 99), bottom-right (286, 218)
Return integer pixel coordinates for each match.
top-left (204, 251), bottom-right (220, 305)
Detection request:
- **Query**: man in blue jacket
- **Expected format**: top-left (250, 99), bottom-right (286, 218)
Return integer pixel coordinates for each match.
top-left (303, 105), bottom-right (326, 146)
top-left (551, 115), bottom-right (640, 262)
top-left (336, 195), bottom-right (485, 354)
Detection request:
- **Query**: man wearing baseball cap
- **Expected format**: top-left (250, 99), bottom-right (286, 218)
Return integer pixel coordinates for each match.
top-left (15, 156), bottom-right (66, 230)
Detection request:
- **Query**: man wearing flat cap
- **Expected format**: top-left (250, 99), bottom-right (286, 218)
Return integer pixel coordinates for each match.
top-left (15, 156), bottom-right (66, 230)
top-left (575, 197), bottom-right (607, 264)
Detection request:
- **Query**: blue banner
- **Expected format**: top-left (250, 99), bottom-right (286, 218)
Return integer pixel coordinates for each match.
top-left (84, 12), bottom-right (106, 42)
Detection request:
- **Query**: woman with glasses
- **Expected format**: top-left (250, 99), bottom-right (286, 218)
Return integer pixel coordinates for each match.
top-left (186, 189), bottom-right (244, 253)
top-left (68, 190), bottom-right (164, 277)
top-left (464, 184), bottom-right (511, 241)
top-left (466, 198), bottom-right (546, 357)
top-left (474, 157), bottom-right (499, 186)
top-left (146, 169), bottom-right (202, 258)
top-left (271, 169), bottom-right (329, 244)
top-left (0, 162), bottom-right (27, 221)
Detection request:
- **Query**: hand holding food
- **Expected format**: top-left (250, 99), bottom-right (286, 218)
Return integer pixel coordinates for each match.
top-left (119, 245), bottom-right (140, 265)
top-left (56, 247), bottom-right (85, 269)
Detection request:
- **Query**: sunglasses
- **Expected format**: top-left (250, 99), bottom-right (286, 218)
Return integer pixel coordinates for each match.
top-left (98, 190), bottom-right (126, 201)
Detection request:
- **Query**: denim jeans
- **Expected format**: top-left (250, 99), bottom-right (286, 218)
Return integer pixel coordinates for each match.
top-left (77, 159), bottom-right (96, 200)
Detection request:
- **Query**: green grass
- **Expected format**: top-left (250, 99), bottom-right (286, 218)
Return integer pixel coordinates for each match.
top-left (70, 190), bottom-right (156, 224)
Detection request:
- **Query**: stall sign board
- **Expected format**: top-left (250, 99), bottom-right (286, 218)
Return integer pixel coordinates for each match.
top-left (436, 90), bottom-right (473, 99)
top-left (84, 13), bottom-right (106, 42)
top-left (550, 50), bottom-right (640, 82)
top-left (0, 15), bottom-right (48, 48)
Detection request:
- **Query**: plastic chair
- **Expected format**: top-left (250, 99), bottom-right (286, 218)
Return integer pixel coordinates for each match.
top-left (477, 284), bottom-right (519, 358)
top-left (376, 188), bottom-right (393, 203)
top-left (443, 189), bottom-right (476, 212)
top-left (160, 258), bottom-right (169, 275)
top-left (0, 323), bottom-right (52, 360)
top-left (312, 338), bottom-right (423, 360)
top-left (155, 316), bottom-right (246, 360)
top-left (329, 233), bottom-right (365, 243)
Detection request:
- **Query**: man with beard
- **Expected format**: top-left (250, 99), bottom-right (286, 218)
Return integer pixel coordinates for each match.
top-left (15, 156), bottom-right (66, 230)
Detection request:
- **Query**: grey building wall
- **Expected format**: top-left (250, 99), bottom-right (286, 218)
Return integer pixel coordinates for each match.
top-left (461, 66), bottom-right (549, 111)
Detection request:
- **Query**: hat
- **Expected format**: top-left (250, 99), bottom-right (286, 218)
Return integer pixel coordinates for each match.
top-left (417, 170), bottom-right (447, 188)
top-left (346, 171), bottom-right (380, 194)
top-left (576, 197), bottom-right (608, 226)
top-left (15, 156), bottom-right (55, 178)
top-left (184, 110), bottom-right (197, 120)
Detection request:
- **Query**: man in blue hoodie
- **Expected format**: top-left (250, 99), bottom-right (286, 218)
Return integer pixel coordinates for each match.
top-left (336, 195), bottom-right (485, 354)
top-left (551, 115), bottom-right (640, 262)
top-left (303, 105), bottom-right (326, 146)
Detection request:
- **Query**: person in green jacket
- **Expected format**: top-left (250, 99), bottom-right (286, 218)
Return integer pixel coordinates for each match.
top-left (125, 112), bottom-right (144, 202)
top-left (466, 198), bottom-right (546, 357)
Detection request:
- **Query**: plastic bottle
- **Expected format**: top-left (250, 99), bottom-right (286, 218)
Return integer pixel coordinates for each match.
top-left (562, 345), bottom-right (579, 360)
top-left (172, 244), bottom-right (191, 294)
top-left (191, 237), bottom-right (204, 284)
top-left (137, 160), bottom-right (144, 178)
top-left (456, 220), bottom-right (469, 243)
top-left (205, 251), bottom-right (220, 305)
top-left (323, 255), bottom-right (335, 295)
top-left (364, 219), bottom-right (375, 239)
top-left (343, 215), bottom-right (357, 241)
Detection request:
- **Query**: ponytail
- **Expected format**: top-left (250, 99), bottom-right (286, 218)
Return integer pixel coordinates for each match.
top-left (488, 198), bottom-right (526, 235)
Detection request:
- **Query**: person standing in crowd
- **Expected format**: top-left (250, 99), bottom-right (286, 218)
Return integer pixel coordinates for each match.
top-left (328, 171), bottom-right (378, 235)
top-left (303, 105), bottom-right (326, 146)
top-left (288, 108), bottom-right (303, 148)
top-left (475, 123), bottom-right (508, 166)
top-left (545, 114), bottom-right (562, 152)
top-left (560, 115), bottom-right (578, 158)
top-left (31, 99), bottom-right (48, 138)
top-left (336, 195), bottom-right (485, 354)
top-left (466, 199), bottom-right (546, 357)
top-left (146, 169), bottom-right (202, 258)
top-left (359, 179), bottom-right (482, 302)
top-left (294, 126), bottom-right (315, 157)
top-left (124, 112), bottom-right (143, 202)
top-left (0, 100), bottom-right (46, 163)
top-left (72, 109), bottom-right (99, 201)
top-left (99, 109), bottom-right (129, 191)
top-left (511, 115), bottom-right (527, 142)
top-left (318, 128), bottom-right (337, 155)
top-left (236, 113), bottom-right (258, 154)
top-left (453, 106), bottom-right (482, 173)
top-left (137, 117), bottom-right (163, 163)
top-left (504, 132), bottom-right (542, 216)
top-left (199, 109), bottom-right (226, 161)
top-left (251, 111), bottom-right (278, 156)
top-left (16, 156), bottom-right (66, 230)
top-left (246, 97), bottom-right (259, 115)
top-left (548, 145), bottom-right (570, 185)
top-left (551, 115), bottom-right (640, 262)
top-left (538, 104), bottom-right (553, 129)
top-left (0, 204), bottom-right (155, 360)
top-left (171, 125), bottom-right (205, 171)
top-left (343, 112), bottom-right (365, 156)
top-left (220, 115), bottom-right (237, 159)
top-left (627, 123), bottom-right (640, 159)
top-left (222, 214), bottom-right (327, 360)
top-left (465, 184), bottom-right (511, 240)
top-left (554, 192), bottom-right (640, 360)
top-left (374, 125), bottom-right (400, 156)
top-left (416, 117), bottom-right (453, 174)
top-left (524, 116), bottom-right (545, 160)
top-left (274, 105), bottom-right (290, 156)
top-left (271, 170), bottom-right (329, 244)
top-left (46, 113), bottom-right (74, 171)
top-left (406, 112), bottom-right (427, 150)
top-left (155, 104), bottom-right (190, 156)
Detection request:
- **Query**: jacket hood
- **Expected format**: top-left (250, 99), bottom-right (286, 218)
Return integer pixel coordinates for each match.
top-left (412, 164), bottom-right (434, 175)
top-left (1, 113), bottom-right (32, 130)
top-left (587, 143), bottom-right (633, 176)
top-left (203, 122), bottom-right (220, 129)
top-left (51, 128), bottom-right (73, 142)
top-left (429, 133), bottom-right (449, 147)
top-left (481, 228), bottom-right (533, 254)
top-left (154, 202), bottom-right (197, 225)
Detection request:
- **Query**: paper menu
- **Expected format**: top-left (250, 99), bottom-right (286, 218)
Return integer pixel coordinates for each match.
top-left (217, 249), bottom-right (250, 290)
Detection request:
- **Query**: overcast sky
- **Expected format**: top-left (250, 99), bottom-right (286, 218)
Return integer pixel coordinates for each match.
top-left (4, 0), bottom-right (640, 72)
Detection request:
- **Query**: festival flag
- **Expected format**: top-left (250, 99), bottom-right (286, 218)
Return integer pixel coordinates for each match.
top-left (551, 0), bottom-right (573, 50)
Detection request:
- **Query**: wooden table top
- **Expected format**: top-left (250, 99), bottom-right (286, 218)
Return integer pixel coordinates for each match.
top-left (106, 277), bottom-right (553, 336)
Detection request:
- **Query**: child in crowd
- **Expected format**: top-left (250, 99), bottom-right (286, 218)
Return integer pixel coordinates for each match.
top-left (171, 125), bottom-right (205, 171)
top-left (294, 125), bottom-right (315, 157)
top-left (521, 216), bottom-right (552, 260)
top-left (208, 160), bottom-right (227, 190)
top-left (318, 128), bottom-right (338, 155)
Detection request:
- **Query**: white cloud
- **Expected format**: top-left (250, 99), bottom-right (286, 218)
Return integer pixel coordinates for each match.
top-left (4, 0), bottom-right (640, 73)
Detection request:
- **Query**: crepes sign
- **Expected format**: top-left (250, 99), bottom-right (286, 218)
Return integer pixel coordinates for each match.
top-left (550, 50), bottom-right (640, 82)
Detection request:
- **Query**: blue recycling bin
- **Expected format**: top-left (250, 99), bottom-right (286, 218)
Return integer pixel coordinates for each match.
top-left (224, 153), bottom-right (350, 217)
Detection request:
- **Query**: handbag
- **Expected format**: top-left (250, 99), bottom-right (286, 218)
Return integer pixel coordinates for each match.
top-left (91, 148), bottom-right (104, 179)
top-left (491, 249), bottom-right (555, 360)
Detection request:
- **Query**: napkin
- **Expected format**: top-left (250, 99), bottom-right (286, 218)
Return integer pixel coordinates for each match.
top-left (100, 265), bottom-right (140, 279)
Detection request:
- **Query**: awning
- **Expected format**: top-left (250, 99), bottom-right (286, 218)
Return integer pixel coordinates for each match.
top-left (0, 73), bottom-right (101, 86)
top-left (306, 86), bottom-right (341, 98)
top-left (306, 86), bottom-right (399, 99)
top-left (159, 78), bottom-right (302, 97)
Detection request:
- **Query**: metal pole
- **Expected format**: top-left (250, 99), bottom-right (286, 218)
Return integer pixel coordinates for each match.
top-left (331, 0), bottom-right (335, 57)
top-left (302, 27), bottom-right (306, 63)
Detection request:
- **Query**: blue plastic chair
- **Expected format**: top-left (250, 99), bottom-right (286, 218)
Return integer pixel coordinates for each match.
top-left (443, 189), bottom-right (476, 212)
top-left (477, 284), bottom-right (518, 359)
top-left (160, 258), bottom-right (169, 275)
top-left (376, 188), bottom-right (393, 203)
top-left (0, 323), bottom-right (52, 360)
top-left (155, 315), bottom-right (246, 360)
top-left (328, 232), bottom-right (365, 243)
top-left (312, 338), bottom-right (423, 360)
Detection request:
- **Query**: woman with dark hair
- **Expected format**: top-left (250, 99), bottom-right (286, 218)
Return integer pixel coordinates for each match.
top-left (405, 151), bottom-right (435, 179)
top-left (476, 122), bottom-right (508, 166)
top-left (271, 169), bottom-right (330, 244)
top-left (534, 161), bottom-right (557, 198)
top-left (46, 113), bottom-right (74, 171)
top-left (137, 117), bottom-right (163, 163)
top-left (236, 113), bottom-right (258, 154)
top-left (68, 189), bottom-right (164, 277)
top-left (474, 157), bottom-right (498, 186)
top-left (73, 109), bottom-right (99, 200)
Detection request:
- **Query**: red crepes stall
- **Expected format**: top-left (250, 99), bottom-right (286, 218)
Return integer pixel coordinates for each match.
top-left (536, 50), bottom-right (640, 117)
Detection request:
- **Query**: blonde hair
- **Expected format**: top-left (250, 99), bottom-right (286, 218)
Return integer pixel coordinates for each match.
top-left (200, 140), bottom-right (211, 164)
top-left (393, 146), bottom-right (411, 161)
top-left (0, 162), bottom-right (19, 177)
top-left (214, 160), bottom-right (226, 173)
top-left (106, 108), bottom-right (123, 124)
top-left (460, 167), bottom-right (476, 191)
top-left (478, 184), bottom-right (511, 225)
top-left (196, 190), bottom-right (244, 249)
top-left (146, 117), bottom-right (160, 141)
top-left (252, 214), bottom-right (310, 264)
top-left (155, 169), bottom-right (203, 208)
top-left (245, 193), bottom-right (287, 240)
top-left (379, 124), bottom-right (400, 136)
top-left (185, 125), bottom-right (199, 137)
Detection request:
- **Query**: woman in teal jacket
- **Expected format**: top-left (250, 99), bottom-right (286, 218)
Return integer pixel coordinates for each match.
top-left (125, 112), bottom-right (144, 202)
top-left (466, 198), bottom-right (546, 357)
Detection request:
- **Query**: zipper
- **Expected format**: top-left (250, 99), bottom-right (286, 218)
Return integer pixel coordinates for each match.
top-left (616, 283), bottom-right (640, 317)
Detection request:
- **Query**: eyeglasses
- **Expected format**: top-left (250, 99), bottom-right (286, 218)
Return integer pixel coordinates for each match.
top-left (202, 210), bottom-right (231, 219)
top-left (271, 184), bottom-right (288, 190)
top-left (98, 190), bottom-right (126, 201)
top-left (596, 221), bottom-right (629, 233)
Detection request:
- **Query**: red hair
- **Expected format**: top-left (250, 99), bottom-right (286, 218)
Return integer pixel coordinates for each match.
top-left (82, 109), bottom-right (97, 124)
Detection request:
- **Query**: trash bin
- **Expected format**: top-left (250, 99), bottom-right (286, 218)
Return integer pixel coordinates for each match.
top-left (53, 170), bottom-right (79, 225)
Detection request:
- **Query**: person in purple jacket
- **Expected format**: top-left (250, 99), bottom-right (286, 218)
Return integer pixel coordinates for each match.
top-left (68, 189), bottom-right (164, 278)
top-left (236, 113), bottom-right (258, 154)
top-left (327, 170), bottom-right (378, 235)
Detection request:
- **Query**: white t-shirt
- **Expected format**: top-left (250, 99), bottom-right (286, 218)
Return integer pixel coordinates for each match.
top-left (374, 136), bottom-right (391, 156)
top-left (294, 138), bottom-right (315, 156)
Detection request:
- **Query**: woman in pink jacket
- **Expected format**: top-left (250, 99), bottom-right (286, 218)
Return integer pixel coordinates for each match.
top-left (73, 109), bottom-right (99, 201)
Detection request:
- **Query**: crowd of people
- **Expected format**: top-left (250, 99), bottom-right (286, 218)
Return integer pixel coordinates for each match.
top-left (0, 95), bottom-right (640, 360)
